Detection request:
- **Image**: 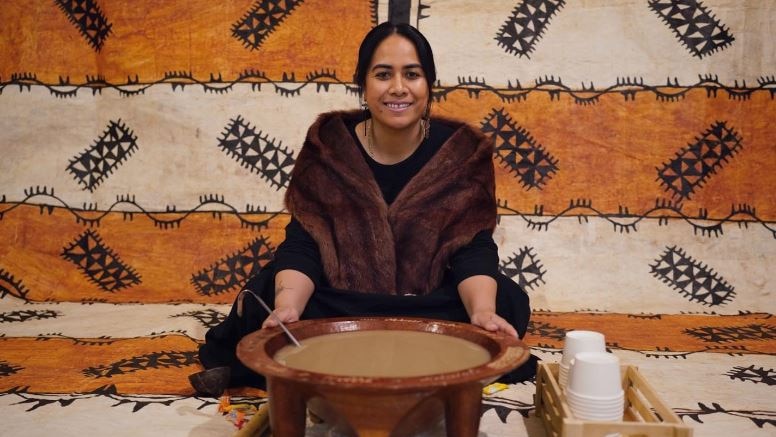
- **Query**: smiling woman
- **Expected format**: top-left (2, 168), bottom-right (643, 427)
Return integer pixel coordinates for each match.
top-left (194, 21), bottom-right (537, 393)
top-left (356, 30), bottom-right (432, 164)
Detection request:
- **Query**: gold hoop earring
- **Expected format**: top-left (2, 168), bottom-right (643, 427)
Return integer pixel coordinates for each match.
top-left (422, 102), bottom-right (432, 139)
top-left (360, 95), bottom-right (369, 136)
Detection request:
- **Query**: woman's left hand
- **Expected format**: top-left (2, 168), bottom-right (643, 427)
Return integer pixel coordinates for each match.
top-left (470, 311), bottom-right (518, 338)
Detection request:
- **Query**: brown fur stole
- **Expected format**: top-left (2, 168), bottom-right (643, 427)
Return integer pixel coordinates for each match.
top-left (285, 110), bottom-right (496, 295)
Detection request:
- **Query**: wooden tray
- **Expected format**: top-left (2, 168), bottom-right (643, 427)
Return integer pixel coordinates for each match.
top-left (534, 362), bottom-right (693, 437)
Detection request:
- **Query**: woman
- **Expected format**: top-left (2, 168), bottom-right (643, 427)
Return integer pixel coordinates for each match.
top-left (195, 22), bottom-right (535, 392)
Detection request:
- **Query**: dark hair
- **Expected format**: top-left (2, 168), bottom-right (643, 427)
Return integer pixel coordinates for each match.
top-left (354, 22), bottom-right (436, 95)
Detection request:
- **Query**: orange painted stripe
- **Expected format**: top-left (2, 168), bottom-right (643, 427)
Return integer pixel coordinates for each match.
top-left (0, 0), bottom-right (371, 84)
top-left (0, 203), bottom-right (288, 304)
top-left (434, 88), bottom-right (776, 219)
top-left (0, 335), bottom-right (201, 395)
top-left (1, 313), bottom-right (772, 394)
top-left (526, 312), bottom-right (776, 355)
top-left (0, 335), bottom-right (265, 396)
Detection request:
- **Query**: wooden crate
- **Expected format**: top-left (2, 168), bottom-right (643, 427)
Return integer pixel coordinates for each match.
top-left (534, 362), bottom-right (693, 437)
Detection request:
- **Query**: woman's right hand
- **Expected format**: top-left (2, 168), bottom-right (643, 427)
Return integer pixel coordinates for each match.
top-left (262, 269), bottom-right (314, 329)
top-left (261, 306), bottom-right (301, 329)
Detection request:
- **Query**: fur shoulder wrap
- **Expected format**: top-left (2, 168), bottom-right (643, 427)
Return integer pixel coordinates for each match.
top-left (285, 110), bottom-right (496, 295)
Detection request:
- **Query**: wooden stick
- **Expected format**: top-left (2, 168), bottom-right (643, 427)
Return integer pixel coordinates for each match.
top-left (234, 403), bottom-right (270, 437)
top-left (627, 385), bottom-right (659, 422)
top-left (628, 367), bottom-right (684, 424)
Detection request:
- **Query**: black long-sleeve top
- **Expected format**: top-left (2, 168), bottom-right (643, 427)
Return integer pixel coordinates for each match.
top-left (273, 117), bottom-right (499, 289)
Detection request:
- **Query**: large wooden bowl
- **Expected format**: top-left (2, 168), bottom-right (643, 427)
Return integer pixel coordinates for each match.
top-left (237, 317), bottom-right (530, 437)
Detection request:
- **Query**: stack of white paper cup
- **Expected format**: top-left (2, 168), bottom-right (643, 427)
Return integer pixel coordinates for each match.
top-left (565, 351), bottom-right (624, 421)
top-left (559, 330), bottom-right (606, 388)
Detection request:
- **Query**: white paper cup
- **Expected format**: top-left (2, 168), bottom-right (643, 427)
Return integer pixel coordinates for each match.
top-left (558, 362), bottom-right (570, 388)
top-left (561, 331), bottom-right (606, 367)
top-left (566, 394), bottom-right (624, 414)
top-left (567, 386), bottom-right (624, 421)
top-left (570, 408), bottom-right (623, 421)
top-left (567, 352), bottom-right (623, 399)
top-left (568, 406), bottom-right (623, 421)
top-left (566, 389), bottom-right (624, 409)
top-left (566, 391), bottom-right (624, 407)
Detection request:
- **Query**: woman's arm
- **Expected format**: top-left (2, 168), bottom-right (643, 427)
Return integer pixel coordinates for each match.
top-left (263, 217), bottom-right (321, 328)
top-left (449, 231), bottom-right (517, 336)
top-left (261, 269), bottom-right (315, 328)
top-left (457, 275), bottom-right (517, 337)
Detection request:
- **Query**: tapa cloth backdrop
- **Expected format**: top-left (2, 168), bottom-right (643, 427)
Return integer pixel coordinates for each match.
top-left (1, 1), bottom-right (774, 435)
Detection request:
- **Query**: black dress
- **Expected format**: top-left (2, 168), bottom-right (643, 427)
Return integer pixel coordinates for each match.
top-left (197, 117), bottom-right (536, 389)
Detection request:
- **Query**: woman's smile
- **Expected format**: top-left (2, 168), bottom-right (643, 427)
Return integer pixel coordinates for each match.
top-left (363, 33), bottom-right (430, 133)
top-left (384, 101), bottom-right (414, 112)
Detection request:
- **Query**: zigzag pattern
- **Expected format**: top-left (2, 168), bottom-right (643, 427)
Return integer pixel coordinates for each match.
top-left (497, 199), bottom-right (776, 239)
top-left (191, 236), bottom-right (275, 297)
top-left (683, 323), bottom-right (776, 343)
top-left (2, 74), bottom-right (774, 101)
top-left (217, 116), bottom-right (295, 190)
top-left (496, 0), bottom-right (566, 58)
top-left (0, 309), bottom-right (60, 324)
top-left (82, 350), bottom-right (198, 378)
top-left (509, 339), bottom-right (770, 360)
top-left (232, 0), bottom-right (305, 50)
top-left (0, 188), bottom-right (279, 229)
top-left (650, 246), bottom-right (737, 307)
top-left (648, 0), bottom-right (734, 58)
top-left (443, 74), bottom-right (776, 103)
top-left (657, 121), bottom-right (743, 201)
top-left (35, 332), bottom-right (118, 346)
top-left (527, 321), bottom-right (566, 340)
top-left (54, 0), bottom-right (113, 52)
top-left (1, 192), bottom-right (773, 237)
top-left (481, 108), bottom-right (559, 190)
top-left (61, 229), bottom-right (142, 292)
top-left (66, 119), bottom-right (139, 192)
top-left (0, 387), bottom-right (772, 428)
top-left (0, 386), bottom-right (263, 413)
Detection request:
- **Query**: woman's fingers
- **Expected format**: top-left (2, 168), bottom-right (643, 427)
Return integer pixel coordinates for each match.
top-left (261, 307), bottom-right (299, 329)
top-left (471, 312), bottom-right (518, 338)
top-left (495, 317), bottom-right (518, 337)
top-left (261, 316), bottom-right (277, 329)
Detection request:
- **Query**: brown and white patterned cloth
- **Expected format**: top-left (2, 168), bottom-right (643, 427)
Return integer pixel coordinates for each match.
top-left (1, 0), bottom-right (774, 435)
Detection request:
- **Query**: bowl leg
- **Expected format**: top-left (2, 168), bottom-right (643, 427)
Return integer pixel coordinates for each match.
top-left (444, 383), bottom-right (482, 437)
top-left (268, 378), bottom-right (307, 437)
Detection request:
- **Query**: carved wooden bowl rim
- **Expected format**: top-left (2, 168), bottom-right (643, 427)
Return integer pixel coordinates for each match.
top-left (236, 316), bottom-right (530, 392)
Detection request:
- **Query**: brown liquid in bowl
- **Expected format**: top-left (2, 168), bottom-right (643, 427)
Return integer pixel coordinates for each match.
top-left (274, 330), bottom-right (491, 377)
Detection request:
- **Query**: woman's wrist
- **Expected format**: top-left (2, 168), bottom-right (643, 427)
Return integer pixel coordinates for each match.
top-left (273, 269), bottom-right (315, 315)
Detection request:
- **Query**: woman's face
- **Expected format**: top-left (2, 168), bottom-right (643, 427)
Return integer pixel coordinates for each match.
top-left (363, 33), bottom-right (430, 133)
